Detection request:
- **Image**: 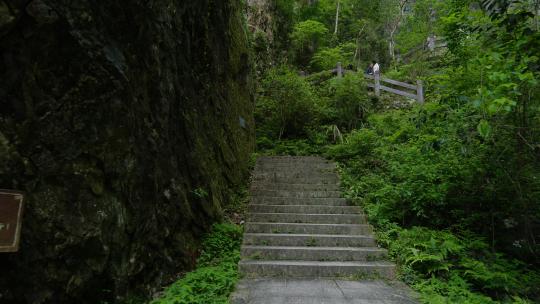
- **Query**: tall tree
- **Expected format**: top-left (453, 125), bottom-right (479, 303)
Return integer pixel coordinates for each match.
top-left (384, 0), bottom-right (409, 61)
top-left (334, 0), bottom-right (341, 34)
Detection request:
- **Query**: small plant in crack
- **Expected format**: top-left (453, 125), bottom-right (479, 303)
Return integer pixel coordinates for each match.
top-left (305, 238), bottom-right (318, 247)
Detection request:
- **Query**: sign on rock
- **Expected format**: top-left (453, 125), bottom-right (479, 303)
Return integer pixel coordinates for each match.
top-left (0, 190), bottom-right (25, 252)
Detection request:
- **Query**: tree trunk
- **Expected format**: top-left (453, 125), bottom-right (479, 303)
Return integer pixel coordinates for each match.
top-left (334, 0), bottom-right (341, 35)
top-left (388, 0), bottom-right (408, 61)
top-left (354, 24), bottom-right (366, 66)
top-left (389, 34), bottom-right (396, 60)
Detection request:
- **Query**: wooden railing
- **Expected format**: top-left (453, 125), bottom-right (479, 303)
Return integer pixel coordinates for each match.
top-left (365, 73), bottom-right (424, 104)
top-left (335, 62), bottom-right (424, 104)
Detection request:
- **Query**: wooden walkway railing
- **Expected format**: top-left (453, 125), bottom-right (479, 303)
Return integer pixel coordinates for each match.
top-left (365, 73), bottom-right (424, 104)
top-left (335, 62), bottom-right (424, 104)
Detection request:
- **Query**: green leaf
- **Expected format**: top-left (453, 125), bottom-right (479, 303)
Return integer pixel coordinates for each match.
top-left (477, 120), bottom-right (492, 139)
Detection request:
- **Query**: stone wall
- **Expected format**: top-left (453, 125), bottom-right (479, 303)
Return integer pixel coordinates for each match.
top-left (0, 0), bottom-right (254, 303)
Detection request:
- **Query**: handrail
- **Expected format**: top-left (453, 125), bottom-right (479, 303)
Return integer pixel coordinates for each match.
top-left (336, 62), bottom-right (424, 104)
top-left (368, 73), bottom-right (424, 104)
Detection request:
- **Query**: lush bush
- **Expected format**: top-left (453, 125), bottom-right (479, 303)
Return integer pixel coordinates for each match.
top-left (325, 103), bottom-right (540, 302)
top-left (305, 69), bottom-right (336, 84)
top-left (253, 1), bottom-right (540, 302)
top-left (430, 2), bottom-right (540, 262)
top-left (290, 20), bottom-right (329, 48)
top-left (376, 225), bottom-right (540, 303)
top-left (256, 66), bottom-right (373, 141)
top-left (256, 66), bottom-right (324, 139)
top-left (328, 101), bottom-right (538, 261)
top-left (317, 72), bottom-right (373, 131)
top-left (151, 223), bottom-right (243, 304)
top-left (310, 43), bottom-right (356, 71)
top-left (290, 20), bottom-right (329, 68)
top-left (256, 123), bottom-right (346, 156)
top-left (256, 138), bottom-right (322, 156)
top-left (328, 103), bottom-right (485, 226)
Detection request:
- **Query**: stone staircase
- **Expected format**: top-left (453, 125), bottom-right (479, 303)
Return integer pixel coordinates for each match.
top-left (238, 156), bottom-right (396, 279)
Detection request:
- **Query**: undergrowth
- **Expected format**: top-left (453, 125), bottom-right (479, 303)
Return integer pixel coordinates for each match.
top-left (150, 223), bottom-right (243, 304)
top-left (328, 104), bottom-right (540, 303)
top-left (250, 0), bottom-right (540, 302)
top-left (255, 103), bottom-right (540, 303)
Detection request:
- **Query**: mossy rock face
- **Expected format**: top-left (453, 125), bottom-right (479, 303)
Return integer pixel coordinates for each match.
top-left (0, 0), bottom-right (254, 303)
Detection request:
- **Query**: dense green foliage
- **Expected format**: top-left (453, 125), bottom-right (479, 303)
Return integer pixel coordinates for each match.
top-left (311, 43), bottom-right (355, 71)
top-left (256, 67), bottom-right (321, 139)
top-left (250, 0), bottom-right (399, 73)
top-left (150, 224), bottom-right (243, 304)
top-left (327, 104), bottom-right (540, 302)
top-left (252, 0), bottom-right (540, 303)
top-left (256, 66), bottom-right (374, 145)
top-left (291, 20), bottom-right (330, 67)
top-left (387, 227), bottom-right (538, 303)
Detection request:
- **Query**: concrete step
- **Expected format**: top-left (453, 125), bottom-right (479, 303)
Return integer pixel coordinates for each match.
top-left (251, 190), bottom-right (341, 198)
top-left (242, 246), bottom-right (388, 262)
top-left (257, 157), bottom-right (332, 163)
top-left (256, 160), bottom-right (335, 166)
top-left (254, 170), bottom-right (337, 176)
top-left (238, 156), bottom-right (397, 282)
top-left (252, 171), bottom-right (339, 179)
top-left (256, 165), bottom-right (333, 170)
top-left (252, 177), bottom-right (340, 184)
top-left (230, 278), bottom-right (419, 304)
top-left (253, 171), bottom-right (337, 177)
top-left (255, 165), bottom-right (336, 171)
top-left (248, 205), bottom-right (362, 215)
top-left (257, 156), bottom-right (330, 163)
top-left (245, 222), bottom-right (373, 235)
top-left (253, 177), bottom-right (339, 185)
top-left (239, 260), bottom-right (396, 279)
top-left (243, 233), bottom-right (376, 247)
top-left (251, 197), bottom-right (349, 206)
top-left (248, 213), bottom-right (365, 224)
top-left (251, 183), bottom-right (340, 191)
top-left (256, 164), bottom-right (337, 171)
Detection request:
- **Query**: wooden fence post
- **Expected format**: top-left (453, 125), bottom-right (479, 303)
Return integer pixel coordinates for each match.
top-left (416, 80), bottom-right (424, 104)
top-left (374, 73), bottom-right (381, 97)
top-left (337, 62), bottom-right (343, 78)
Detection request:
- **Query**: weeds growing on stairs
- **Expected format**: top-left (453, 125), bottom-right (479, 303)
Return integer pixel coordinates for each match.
top-left (150, 223), bottom-right (243, 304)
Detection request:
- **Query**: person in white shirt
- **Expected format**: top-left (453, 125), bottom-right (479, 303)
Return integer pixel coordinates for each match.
top-left (373, 61), bottom-right (380, 75)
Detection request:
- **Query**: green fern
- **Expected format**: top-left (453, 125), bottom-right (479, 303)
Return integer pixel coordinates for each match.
top-left (151, 224), bottom-right (243, 304)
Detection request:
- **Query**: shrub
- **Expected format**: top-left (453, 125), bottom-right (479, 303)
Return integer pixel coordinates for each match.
top-left (318, 72), bottom-right (372, 131)
top-left (310, 43), bottom-right (356, 72)
top-left (326, 102), bottom-right (540, 302)
top-left (290, 20), bottom-right (329, 67)
top-left (328, 103), bottom-right (486, 226)
top-left (256, 66), bottom-right (323, 139)
top-left (151, 224), bottom-right (243, 304)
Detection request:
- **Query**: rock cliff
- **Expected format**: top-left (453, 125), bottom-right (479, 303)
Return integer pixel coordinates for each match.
top-left (0, 0), bottom-right (254, 303)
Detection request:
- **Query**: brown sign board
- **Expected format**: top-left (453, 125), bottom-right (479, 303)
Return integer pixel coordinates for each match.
top-left (0, 190), bottom-right (25, 252)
